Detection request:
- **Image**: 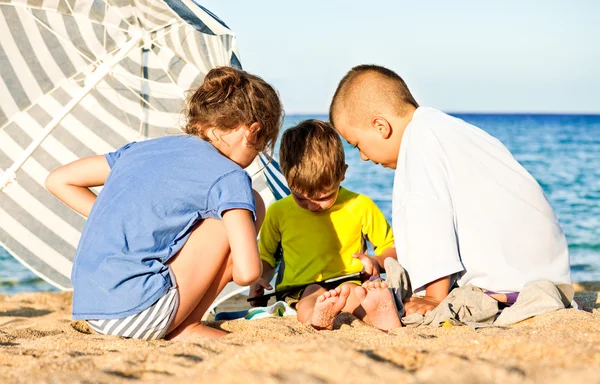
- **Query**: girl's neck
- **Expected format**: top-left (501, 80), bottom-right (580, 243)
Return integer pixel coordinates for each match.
top-left (203, 127), bottom-right (257, 168)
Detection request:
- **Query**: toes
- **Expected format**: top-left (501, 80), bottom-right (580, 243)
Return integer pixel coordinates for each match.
top-left (362, 280), bottom-right (388, 291)
top-left (339, 283), bottom-right (351, 297)
top-left (354, 286), bottom-right (367, 301)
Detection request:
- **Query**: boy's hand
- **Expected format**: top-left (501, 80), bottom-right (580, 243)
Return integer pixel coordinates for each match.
top-left (352, 253), bottom-right (380, 279)
top-left (248, 278), bottom-right (272, 307)
top-left (403, 296), bottom-right (441, 316)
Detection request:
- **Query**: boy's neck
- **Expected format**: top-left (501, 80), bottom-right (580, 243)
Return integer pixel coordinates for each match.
top-left (391, 106), bottom-right (418, 160)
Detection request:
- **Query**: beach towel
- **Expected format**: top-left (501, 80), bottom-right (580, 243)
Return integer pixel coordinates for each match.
top-left (214, 301), bottom-right (297, 321)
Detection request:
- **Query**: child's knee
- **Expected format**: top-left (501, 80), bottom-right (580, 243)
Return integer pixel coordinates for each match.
top-left (302, 284), bottom-right (326, 298)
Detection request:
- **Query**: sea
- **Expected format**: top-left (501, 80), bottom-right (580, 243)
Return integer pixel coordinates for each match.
top-left (1, 113), bottom-right (599, 294)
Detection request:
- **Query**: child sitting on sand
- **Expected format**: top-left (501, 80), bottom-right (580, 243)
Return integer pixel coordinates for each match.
top-left (45, 67), bottom-right (284, 340)
top-left (321, 64), bottom-right (572, 330)
top-left (248, 120), bottom-right (396, 329)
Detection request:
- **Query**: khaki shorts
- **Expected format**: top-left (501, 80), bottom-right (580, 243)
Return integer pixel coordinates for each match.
top-left (281, 280), bottom-right (362, 308)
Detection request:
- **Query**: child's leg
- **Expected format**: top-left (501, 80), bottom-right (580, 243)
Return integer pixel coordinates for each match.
top-left (339, 282), bottom-right (366, 319)
top-left (165, 218), bottom-right (234, 339)
top-left (354, 280), bottom-right (402, 331)
top-left (298, 282), bottom-right (363, 323)
top-left (300, 282), bottom-right (362, 330)
top-left (295, 284), bottom-right (328, 324)
top-left (166, 191), bottom-right (264, 340)
top-left (310, 284), bottom-right (352, 330)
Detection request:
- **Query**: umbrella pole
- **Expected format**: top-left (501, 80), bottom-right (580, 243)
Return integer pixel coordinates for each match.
top-left (0, 31), bottom-right (144, 192)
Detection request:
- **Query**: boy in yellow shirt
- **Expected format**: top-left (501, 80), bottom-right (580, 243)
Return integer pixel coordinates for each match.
top-left (249, 120), bottom-right (396, 330)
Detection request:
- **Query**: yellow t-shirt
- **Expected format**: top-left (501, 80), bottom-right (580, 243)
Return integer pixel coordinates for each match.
top-left (259, 187), bottom-right (394, 291)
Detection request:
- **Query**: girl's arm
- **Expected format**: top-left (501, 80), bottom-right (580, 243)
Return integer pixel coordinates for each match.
top-left (45, 155), bottom-right (111, 218)
top-left (222, 208), bottom-right (262, 286)
top-left (248, 260), bottom-right (276, 307)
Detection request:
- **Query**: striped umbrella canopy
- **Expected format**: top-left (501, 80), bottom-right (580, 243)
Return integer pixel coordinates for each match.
top-left (0, 0), bottom-right (288, 291)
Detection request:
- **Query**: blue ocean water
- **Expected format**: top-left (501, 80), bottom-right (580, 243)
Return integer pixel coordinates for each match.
top-left (1, 113), bottom-right (599, 294)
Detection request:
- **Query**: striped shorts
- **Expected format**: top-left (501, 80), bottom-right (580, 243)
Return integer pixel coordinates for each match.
top-left (87, 270), bottom-right (179, 340)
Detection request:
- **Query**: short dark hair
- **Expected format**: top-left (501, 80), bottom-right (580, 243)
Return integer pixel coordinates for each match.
top-left (329, 64), bottom-right (418, 126)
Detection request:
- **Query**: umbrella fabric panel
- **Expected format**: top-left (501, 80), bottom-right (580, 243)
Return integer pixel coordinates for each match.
top-left (0, 95), bottom-right (137, 289)
top-left (0, 0), bottom-right (134, 29)
top-left (132, 0), bottom-right (178, 31)
top-left (0, 0), bottom-right (245, 290)
top-left (0, 0), bottom-right (239, 128)
top-left (0, 228), bottom-right (73, 289)
top-left (260, 155), bottom-right (291, 201)
top-left (151, 18), bottom-right (236, 73)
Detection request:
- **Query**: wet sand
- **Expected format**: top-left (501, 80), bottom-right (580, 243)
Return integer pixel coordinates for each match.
top-left (0, 282), bottom-right (599, 383)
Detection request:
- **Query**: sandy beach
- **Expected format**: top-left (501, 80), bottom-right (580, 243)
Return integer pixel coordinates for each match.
top-left (0, 282), bottom-right (598, 384)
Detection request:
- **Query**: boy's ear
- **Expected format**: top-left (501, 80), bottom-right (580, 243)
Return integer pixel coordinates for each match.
top-left (372, 116), bottom-right (392, 139)
top-left (341, 164), bottom-right (348, 181)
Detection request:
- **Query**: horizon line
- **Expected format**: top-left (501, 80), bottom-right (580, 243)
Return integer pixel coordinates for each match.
top-left (284, 111), bottom-right (600, 117)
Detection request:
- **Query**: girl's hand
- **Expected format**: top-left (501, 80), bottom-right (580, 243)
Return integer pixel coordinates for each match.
top-left (45, 155), bottom-right (111, 217)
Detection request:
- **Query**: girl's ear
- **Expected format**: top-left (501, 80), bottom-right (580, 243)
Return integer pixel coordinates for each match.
top-left (244, 122), bottom-right (261, 145)
top-left (371, 116), bottom-right (392, 139)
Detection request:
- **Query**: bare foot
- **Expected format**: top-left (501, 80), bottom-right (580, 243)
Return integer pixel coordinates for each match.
top-left (166, 323), bottom-right (228, 340)
top-left (311, 284), bottom-right (351, 330)
top-left (354, 280), bottom-right (402, 331)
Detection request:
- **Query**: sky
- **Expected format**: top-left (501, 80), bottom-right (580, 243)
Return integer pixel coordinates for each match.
top-left (199, 1), bottom-right (600, 115)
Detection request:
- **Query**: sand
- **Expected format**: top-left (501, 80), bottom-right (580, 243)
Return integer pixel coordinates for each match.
top-left (0, 282), bottom-right (599, 383)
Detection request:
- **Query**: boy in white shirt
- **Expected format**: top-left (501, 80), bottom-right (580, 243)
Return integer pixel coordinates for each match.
top-left (325, 64), bottom-right (571, 330)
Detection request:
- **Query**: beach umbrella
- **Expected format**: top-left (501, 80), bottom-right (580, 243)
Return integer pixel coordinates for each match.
top-left (0, 0), bottom-right (288, 293)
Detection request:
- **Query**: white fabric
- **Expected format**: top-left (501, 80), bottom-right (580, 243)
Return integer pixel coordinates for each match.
top-left (393, 107), bottom-right (571, 293)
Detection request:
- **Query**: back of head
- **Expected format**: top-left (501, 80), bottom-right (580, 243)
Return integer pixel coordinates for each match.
top-left (184, 66), bottom-right (284, 156)
top-left (279, 120), bottom-right (345, 199)
top-left (329, 64), bottom-right (418, 127)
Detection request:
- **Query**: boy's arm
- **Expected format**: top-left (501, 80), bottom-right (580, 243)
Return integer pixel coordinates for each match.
top-left (354, 196), bottom-right (396, 276)
top-left (259, 260), bottom-right (276, 282)
top-left (371, 246), bottom-right (397, 270)
top-left (403, 275), bottom-right (451, 316)
top-left (248, 206), bottom-right (280, 306)
top-left (45, 155), bottom-right (111, 218)
top-left (352, 247), bottom-right (396, 277)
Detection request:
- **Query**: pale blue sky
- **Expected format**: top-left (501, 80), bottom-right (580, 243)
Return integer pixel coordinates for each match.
top-left (200, 1), bottom-right (600, 114)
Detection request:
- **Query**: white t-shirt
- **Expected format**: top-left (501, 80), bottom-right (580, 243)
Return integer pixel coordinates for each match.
top-left (393, 107), bottom-right (571, 293)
